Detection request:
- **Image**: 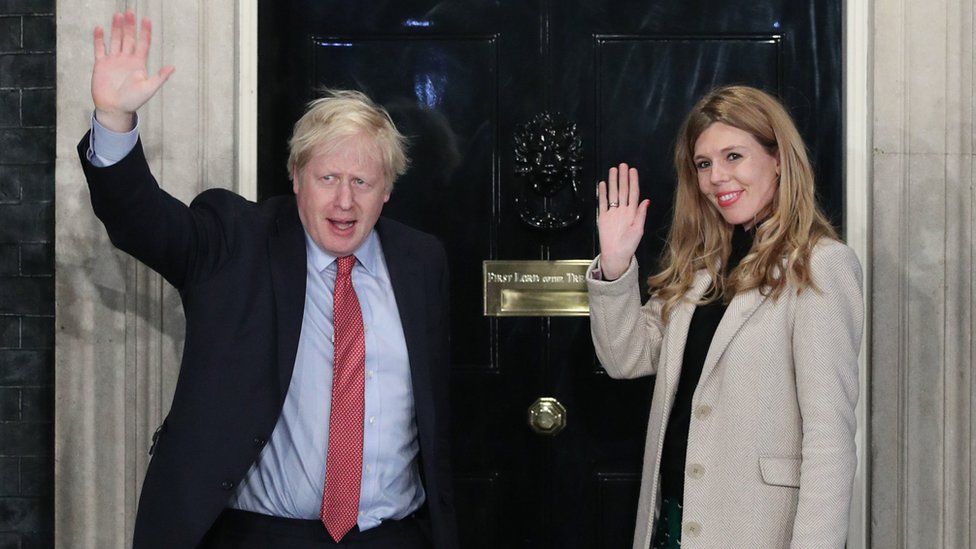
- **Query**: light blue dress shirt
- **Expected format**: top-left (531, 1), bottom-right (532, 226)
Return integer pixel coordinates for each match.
top-left (89, 116), bottom-right (426, 529)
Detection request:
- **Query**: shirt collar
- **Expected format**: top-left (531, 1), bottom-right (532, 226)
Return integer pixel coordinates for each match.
top-left (304, 229), bottom-right (382, 275)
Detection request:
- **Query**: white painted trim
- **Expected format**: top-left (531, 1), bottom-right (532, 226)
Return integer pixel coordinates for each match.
top-left (236, 0), bottom-right (258, 200)
top-left (844, 0), bottom-right (872, 547)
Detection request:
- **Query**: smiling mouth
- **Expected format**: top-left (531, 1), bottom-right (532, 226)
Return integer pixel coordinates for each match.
top-left (716, 190), bottom-right (743, 207)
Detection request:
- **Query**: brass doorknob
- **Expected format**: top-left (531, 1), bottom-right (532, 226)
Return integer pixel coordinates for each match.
top-left (527, 397), bottom-right (567, 436)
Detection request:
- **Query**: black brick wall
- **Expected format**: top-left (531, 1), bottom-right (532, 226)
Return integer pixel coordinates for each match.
top-left (0, 0), bottom-right (55, 547)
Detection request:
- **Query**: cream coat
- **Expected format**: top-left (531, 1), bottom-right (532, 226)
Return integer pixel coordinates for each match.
top-left (587, 239), bottom-right (863, 549)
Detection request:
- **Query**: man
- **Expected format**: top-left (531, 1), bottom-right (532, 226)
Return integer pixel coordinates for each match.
top-left (79, 11), bottom-right (458, 549)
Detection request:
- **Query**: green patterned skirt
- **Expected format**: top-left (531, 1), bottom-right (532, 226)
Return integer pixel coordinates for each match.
top-left (650, 497), bottom-right (683, 549)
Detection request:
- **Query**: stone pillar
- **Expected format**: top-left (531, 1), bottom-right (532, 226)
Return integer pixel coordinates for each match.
top-left (54, 0), bottom-right (240, 545)
top-left (870, 0), bottom-right (975, 545)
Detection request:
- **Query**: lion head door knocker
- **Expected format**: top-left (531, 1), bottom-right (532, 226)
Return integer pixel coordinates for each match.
top-left (513, 112), bottom-right (585, 230)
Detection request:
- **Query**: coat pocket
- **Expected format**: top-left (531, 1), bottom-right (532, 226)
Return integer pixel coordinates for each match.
top-left (759, 456), bottom-right (801, 488)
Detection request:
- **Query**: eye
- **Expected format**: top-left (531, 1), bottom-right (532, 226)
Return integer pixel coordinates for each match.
top-left (726, 152), bottom-right (742, 161)
top-left (352, 178), bottom-right (368, 188)
top-left (695, 160), bottom-right (711, 170)
top-left (320, 174), bottom-right (337, 183)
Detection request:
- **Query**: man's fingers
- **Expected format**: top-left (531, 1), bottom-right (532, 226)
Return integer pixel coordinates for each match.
top-left (148, 65), bottom-right (176, 90)
top-left (136, 18), bottom-right (152, 59)
top-left (109, 12), bottom-right (123, 55)
top-left (93, 26), bottom-right (105, 60)
top-left (121, 10), bottom-right (137, 55)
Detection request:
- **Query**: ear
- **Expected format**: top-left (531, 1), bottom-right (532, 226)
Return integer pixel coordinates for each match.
top-left (382, 192), bottom-right (391, 204)
top-left (291, 169), bottom-right (300, 194)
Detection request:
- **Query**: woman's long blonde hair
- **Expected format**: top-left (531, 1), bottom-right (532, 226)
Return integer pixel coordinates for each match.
top-left (649, 85), bottom-right (837, 322)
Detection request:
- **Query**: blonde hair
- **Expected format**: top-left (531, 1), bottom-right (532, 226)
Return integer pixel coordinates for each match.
top-left (649, 85), bottom-right (838, 322)
top-left (287, 89), bottom-right (409, 191)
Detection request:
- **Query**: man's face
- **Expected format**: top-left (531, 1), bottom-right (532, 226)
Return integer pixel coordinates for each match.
top-left (293, 136), bottom-right (390, 257)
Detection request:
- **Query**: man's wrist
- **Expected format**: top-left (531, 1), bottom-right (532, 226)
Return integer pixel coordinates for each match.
top-left (94, 108), bottom-right (136, 133)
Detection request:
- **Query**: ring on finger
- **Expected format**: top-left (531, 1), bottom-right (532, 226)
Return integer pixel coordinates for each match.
top-left (608, 201), bottom-right (619, 208)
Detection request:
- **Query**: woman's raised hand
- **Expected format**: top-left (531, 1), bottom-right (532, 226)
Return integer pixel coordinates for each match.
top-left (91, 11), bottom-right (175, 132)
top-left (596, 163), bottom-right (650, 280)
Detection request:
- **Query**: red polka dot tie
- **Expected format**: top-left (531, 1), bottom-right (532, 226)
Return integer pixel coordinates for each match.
top-left (320, 255), bottom-right (365, 542)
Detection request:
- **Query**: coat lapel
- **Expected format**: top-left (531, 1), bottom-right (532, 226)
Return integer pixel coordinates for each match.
top-left (699, 285), bottom-right (769, 384)
top-left (269, 200), bottom-right (308, 402)
top-left (662, 270), bottom-right (713, 394)
top-left (375, 219), bottom-right (432, 416)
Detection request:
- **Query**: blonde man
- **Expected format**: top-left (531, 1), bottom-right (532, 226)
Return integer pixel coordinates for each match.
top-left (80, 11), bottom-right (458, 549)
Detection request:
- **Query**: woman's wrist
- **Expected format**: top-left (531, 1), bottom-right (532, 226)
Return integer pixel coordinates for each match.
top-left (599, 256), bottom-right (629, 281)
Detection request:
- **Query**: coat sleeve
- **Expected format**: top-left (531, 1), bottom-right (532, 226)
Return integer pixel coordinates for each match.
top-left (790, 241), bottom-right (864, 548)
top-left (77, 132), bottom-right (235, 290)
top-left (586, 255), bottom-right (666, 379)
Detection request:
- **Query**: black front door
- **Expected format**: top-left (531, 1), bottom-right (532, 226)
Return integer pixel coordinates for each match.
top-left (259, 2), bottom-right (841, 547)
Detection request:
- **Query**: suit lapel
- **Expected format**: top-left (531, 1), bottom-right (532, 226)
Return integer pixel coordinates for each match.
top-left (269, 200), bottom-right (308, 402)
top-left (375, 219), bottom-right (432, 414)
top-left (699, 285), bottom-right (769, 384)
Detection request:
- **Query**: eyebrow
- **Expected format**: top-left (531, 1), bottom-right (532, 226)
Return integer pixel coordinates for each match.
top-left (694, 145), bottom-right (746, 159)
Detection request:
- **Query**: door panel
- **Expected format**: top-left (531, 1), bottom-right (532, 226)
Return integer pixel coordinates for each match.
top-left (593, 36), bottom-right (782, 283)
top-left (259, 1), bottom-right (841, 546)
top-left (310, 36), bottom-right (500, 369)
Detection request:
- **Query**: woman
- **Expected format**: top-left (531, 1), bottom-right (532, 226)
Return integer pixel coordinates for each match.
top-left (588, 86), bottom-right (863, 548)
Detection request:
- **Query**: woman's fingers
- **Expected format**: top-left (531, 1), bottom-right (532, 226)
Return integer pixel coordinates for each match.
top-left (635, 199), bottom-right (650, 227)
top-left (628, 167), bottom-right (640, 209)
top-left (618, 163), bottom-right (631, 207)
top-left (607, 166), bottom-right (619, 208)
top-left (600, 164), bottom-right (641, 216)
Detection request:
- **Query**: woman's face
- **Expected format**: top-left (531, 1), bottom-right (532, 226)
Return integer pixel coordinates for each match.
top-left (693, 122), bottom-right (780, 229)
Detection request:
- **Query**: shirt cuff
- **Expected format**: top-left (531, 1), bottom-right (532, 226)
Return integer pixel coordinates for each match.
top-left (87, 112), bottom-right (140, 167)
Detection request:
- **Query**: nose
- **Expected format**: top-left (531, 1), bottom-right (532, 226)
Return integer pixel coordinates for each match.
top-left (709, 161), bottom-right (730, 185)
top-left (335, 179), bottom-right (355, 209)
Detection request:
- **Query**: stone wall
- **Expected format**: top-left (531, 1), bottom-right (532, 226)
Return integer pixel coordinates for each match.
top-left (0, 0), bottom-right (55, 546)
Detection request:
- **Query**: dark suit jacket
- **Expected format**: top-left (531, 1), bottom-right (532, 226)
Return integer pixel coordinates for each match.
top-left (78, 135), bottom-right (459, 549)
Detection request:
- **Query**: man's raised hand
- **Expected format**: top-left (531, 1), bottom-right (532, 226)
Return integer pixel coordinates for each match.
top-left (91, 11), bottom-right (174, 132)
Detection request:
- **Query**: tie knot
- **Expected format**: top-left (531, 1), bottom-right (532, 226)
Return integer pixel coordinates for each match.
top-left (336, 255), bottom-right (356, 277)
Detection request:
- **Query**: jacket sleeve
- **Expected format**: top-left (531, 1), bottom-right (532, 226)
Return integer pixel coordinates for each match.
top-left (77, 132), bottom-right (234, 290)
top-left (586, 255), bottom-right (666, 379)
top-left (790, 242), bottom-right (864, 548)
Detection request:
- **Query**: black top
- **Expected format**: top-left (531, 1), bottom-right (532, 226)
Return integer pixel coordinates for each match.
top-left (658, 224), bottom-right (754, 501)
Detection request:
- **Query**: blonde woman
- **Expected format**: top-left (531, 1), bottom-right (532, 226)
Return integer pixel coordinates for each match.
top-left (588, 86), bottom-right (863, 548)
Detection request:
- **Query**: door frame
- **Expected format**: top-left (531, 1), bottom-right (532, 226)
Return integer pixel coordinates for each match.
top-left (236, 1), bottom-right (872, 545)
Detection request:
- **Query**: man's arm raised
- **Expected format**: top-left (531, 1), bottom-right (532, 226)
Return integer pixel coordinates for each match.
top-left (91, 10), bottom-right (174, 132)
top-left (82, 11), bottom-right (236, 290)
